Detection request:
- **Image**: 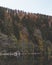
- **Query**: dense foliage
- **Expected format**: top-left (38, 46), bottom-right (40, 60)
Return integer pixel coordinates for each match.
top-left (0, 6), bottom-right (52, 65)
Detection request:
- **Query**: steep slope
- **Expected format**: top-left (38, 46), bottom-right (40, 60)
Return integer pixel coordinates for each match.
top-left (0, 6), bottom-right (52, 65)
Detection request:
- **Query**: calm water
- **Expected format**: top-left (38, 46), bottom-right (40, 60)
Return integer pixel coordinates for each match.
top-left (0, 54), bottom-right (52, 65)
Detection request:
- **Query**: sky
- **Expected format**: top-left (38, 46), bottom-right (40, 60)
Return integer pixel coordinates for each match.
top-left (0, 0), bottom-right (52, 16)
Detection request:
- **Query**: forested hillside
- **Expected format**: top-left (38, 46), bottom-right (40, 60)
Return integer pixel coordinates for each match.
top-left (0, 6), bottom-right (52, 65)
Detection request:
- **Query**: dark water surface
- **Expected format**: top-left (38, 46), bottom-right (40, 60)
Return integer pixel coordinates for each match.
top-left (0, 54), bottom-right (52, 65)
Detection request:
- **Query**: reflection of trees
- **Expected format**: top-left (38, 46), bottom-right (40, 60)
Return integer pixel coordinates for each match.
top-left (43, 40), bottom-right (52, 65)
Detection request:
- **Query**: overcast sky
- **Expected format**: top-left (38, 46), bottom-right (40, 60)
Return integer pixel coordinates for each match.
top-left (0, 0), bottom-right (52, 15)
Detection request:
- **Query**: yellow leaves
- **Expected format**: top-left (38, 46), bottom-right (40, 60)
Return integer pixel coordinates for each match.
top-left (38, 39), bottom-right (44, 51)
top-left (19, 27), bottom-right (28, 42)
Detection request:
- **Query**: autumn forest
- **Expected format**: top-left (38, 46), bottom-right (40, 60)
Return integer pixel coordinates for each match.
top-left (0, 6), bottom-right (52, 65)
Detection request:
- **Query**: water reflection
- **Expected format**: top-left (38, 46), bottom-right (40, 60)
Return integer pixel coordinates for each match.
top-left (0, 53), bottom-right (52, 65)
